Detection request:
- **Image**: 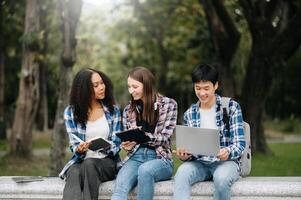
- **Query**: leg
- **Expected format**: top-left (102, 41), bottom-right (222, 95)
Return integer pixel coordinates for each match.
top-left (212, 161), bottom-right (240, 200)
top-left (137, 158), bottom-right (173, 200)
top-left (81, 158), bottom-right (117, 200)
top-left (173, 161), bottom-right (211, 200)
top-left (62, 164), bottom-right (83, 200)
top-left (111, 159), bottom-right (141, 200)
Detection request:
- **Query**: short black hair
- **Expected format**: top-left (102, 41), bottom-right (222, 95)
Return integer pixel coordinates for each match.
top-left (191, 63), bottom-right (218, 85)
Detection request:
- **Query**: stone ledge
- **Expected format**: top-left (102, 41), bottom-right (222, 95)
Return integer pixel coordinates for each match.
top-left (0, 176), bottom-right (301, 200)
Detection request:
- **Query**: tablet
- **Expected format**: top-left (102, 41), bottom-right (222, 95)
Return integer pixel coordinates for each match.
top-left (176, 125), bottom-right (220, 156)
top-left (116, 128), bottom-right (151, 144)
top-left (88, 137), bottom-right (111, 151)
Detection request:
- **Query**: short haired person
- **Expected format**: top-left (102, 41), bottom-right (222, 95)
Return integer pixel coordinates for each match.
top-left (59, 68), bottom-right (122, 200)
top-left (111, 67), bottom-right (177, 200)
top-left (173, 64), bottom-right (246, 200)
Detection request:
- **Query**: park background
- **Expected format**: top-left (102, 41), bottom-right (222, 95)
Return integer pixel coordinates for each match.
top-left (0, 0), bottom-right (300, 177)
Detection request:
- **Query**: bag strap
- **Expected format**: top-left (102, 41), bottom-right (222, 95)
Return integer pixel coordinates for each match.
top-left (221, 97), bottom-right (231, 131)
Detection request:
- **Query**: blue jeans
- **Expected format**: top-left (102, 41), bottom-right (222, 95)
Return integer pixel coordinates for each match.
top-left (111, 147), bottom-right (173, 200)
top-left (173, 160), bottom-right (240, 200)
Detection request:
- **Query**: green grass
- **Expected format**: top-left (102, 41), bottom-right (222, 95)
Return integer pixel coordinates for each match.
top-left (0, 131), bottom-right (51, 151)
top-left (0, 155), bottom-right (49, 176)
top-left (250, 143), bottom-right (301, 176)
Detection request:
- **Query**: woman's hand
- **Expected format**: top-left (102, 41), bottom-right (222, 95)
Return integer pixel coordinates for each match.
top-left (217, 148), bottom-right (230, 160)
top-left (173, 148), bottom-right (192, 161)
top-left (76, 141), bottom-right (91, 153)
top-left (121, 141), bottom-right (137, 151)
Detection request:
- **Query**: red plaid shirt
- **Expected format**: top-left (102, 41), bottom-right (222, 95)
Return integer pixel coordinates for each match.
top-left (122, 94), bottom-right (177, 164)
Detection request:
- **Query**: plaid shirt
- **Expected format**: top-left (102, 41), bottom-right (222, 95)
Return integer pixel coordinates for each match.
top-left (183, 94), bottom-right (245, 163)
top-left (59, 104), bottom-right (122, 179)
top-left (122, 94), bottom-right (177, 164)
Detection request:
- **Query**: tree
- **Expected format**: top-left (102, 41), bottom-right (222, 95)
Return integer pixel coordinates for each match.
top-left (109, 0), bottom-right (205, 115)
top-left (239, 0), bottom-right (301, 153)
top-left (200, 0), bottom-right (240, 97)
top-left (35, 2), bottom-right (54, 132)
top-left (10, 0), bottom-right (41, 156)
top-left (49, 0), bottom-right (82, 176)
top-left (0, 0), bottom-right (6, 140)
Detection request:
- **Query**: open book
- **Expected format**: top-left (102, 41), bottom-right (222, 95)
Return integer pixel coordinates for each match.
top-left (88, 137), bottom-right (111, 151)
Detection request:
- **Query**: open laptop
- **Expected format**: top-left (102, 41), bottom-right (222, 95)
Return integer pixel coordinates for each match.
top-left (175, 125), bottom-right (220, 156)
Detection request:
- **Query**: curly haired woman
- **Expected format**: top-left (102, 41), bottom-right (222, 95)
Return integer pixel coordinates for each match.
top-left (59, 68), bottom-right (122, 200)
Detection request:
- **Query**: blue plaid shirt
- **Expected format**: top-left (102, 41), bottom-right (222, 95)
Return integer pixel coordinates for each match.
top-left (183, 94), bottom-right (245, 163)
top-left (59, 104), bottom-right (122, 179)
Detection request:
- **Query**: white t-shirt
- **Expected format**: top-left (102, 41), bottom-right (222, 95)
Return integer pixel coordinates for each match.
top-left (199, 105), bottom-right (218, 130)
top-left (85, 115), bottom-right (110, 159)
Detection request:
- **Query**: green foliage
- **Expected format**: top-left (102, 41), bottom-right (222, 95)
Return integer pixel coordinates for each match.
top-left (282, 115), bottom-right (300, 133)
top-left (266, 49), bottom-right (301, 119)
top-left (265, 118), bottom-right (301, 135)
top-left (19, 31), bottom-right (45, 51)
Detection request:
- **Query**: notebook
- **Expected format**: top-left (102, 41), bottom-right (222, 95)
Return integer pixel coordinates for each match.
top-left (175, 125), bottom-right (220, 156)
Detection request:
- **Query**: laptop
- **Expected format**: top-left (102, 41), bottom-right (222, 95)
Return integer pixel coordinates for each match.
top-left (175, 125), bottom-right (220, 156)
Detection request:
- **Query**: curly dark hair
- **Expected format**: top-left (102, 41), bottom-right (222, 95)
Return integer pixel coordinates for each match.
top-left (69, 68), bottom-right (115, 125)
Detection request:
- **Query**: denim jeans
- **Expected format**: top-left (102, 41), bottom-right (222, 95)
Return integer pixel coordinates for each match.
top-left (173, 160), bottom-right (240, 200)
top-left (111, 147), bottom-right (173, 200)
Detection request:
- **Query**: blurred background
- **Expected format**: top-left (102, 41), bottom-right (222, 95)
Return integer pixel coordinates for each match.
top-left (0, 0), bottom-right (300, 176)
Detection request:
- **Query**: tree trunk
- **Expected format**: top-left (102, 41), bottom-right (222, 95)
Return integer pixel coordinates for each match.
top-left (241, 47), bottom-right (273, 154)
top-left (10, 0), bottom-right (40, 156)
top-left (35, 5), bottom-right (49, 132)
top-left (36, 62), bottom-right (48, 132)
top-left (49, 0), bottom-right (82, 176)
top-left (0, 40), bottom-right (5, 140)
top-left (200, 0), bottom-right (240, 98)
top-left (0, 0), bottom-right (6, 140)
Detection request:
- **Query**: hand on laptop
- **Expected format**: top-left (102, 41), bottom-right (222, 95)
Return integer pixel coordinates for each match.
top-left (121, 141), bottom-right (137, 151)
top-left (217, 148), bottom-right (230, 160)
top-left (173, 148), bottom-right (192, 161)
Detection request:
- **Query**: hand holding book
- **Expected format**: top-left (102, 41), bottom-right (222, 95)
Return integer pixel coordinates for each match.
top-left (88, 137), bottom-right (111, 151)
top-left (116, 128), bottom-right (151, 144)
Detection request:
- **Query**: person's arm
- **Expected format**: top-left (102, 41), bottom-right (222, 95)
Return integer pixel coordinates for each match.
top-left (145, 99), bottom-right (177, 146)
top-left (106, 106), bottom-right (122, 156)
top-left (225, 101), bottom-right (246, 160)
top-left (64, 107), bottom-right (86, 158)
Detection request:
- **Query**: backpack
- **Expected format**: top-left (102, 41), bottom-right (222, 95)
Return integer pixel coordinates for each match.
top-left (221, 97), bottom-right (251, 177)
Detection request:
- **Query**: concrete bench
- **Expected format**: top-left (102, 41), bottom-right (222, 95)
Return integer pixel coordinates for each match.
top-left (0, 176), bottom-right (300, 199)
